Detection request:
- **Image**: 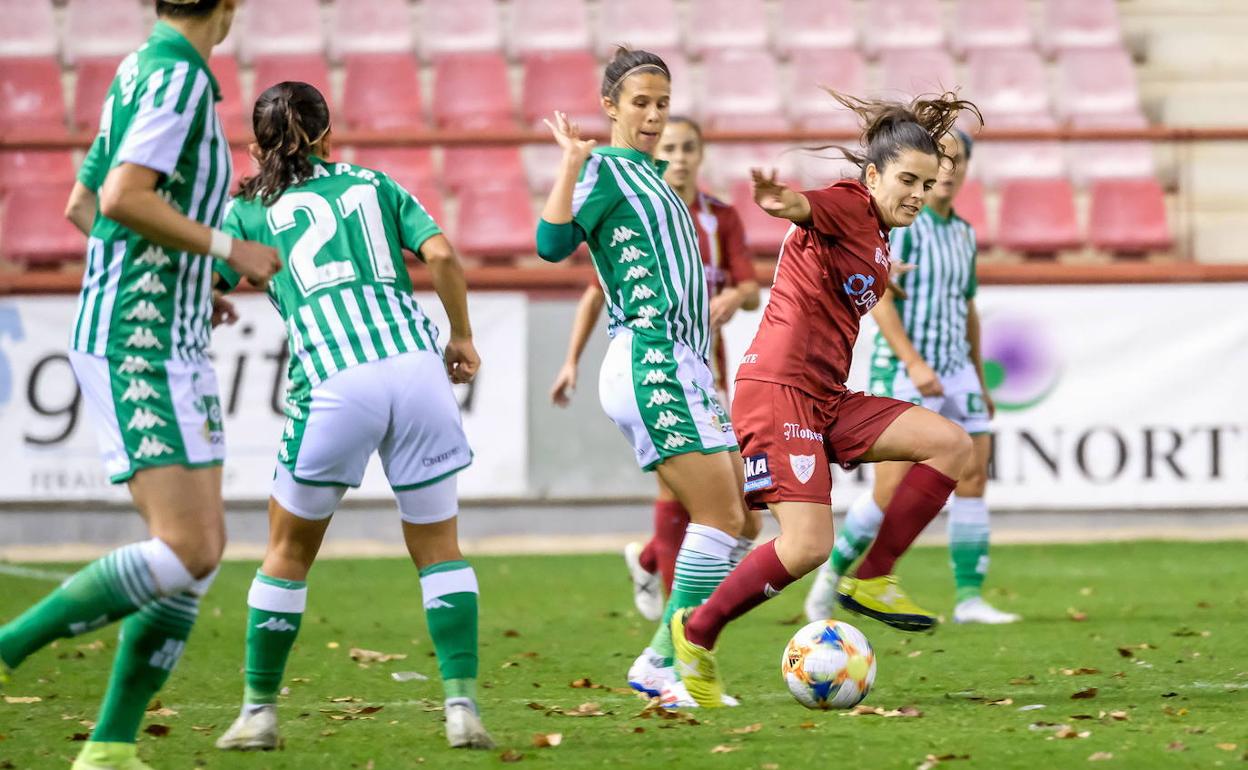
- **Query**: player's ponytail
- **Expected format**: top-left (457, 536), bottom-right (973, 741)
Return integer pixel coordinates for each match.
top-left (239, 81), bottom-right (331, 206)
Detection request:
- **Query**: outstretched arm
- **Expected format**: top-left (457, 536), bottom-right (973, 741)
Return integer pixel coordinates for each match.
top-left (751, 168), bottom-right (811, 224)
top-left (537, 111), bottom-right (597, 263)
top-left (420, 233), bottom-right (479, 384)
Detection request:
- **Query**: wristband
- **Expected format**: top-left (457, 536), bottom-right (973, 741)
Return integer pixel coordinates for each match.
top-left (208, 228), bottom-right (233, 260)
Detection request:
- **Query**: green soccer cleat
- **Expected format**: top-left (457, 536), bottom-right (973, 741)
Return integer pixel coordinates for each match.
top-left (836, 575), bottom-right (938, 632)
top-left (669, 608), bottom-right (725, 708)
top-left (71, 741), bottom-right (154, 770)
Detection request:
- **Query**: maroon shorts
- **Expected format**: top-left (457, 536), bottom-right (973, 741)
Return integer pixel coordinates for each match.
top-left (732, 379), bottom-right (914, 509)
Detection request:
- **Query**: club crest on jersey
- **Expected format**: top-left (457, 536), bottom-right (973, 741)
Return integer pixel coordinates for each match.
top-left (743, 453), bottom-right (773, 492)
top-left (789, 454), bottom-right (817, 485)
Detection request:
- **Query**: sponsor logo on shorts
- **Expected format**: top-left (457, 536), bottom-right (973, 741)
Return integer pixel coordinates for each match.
top-left (642, 348), bottom-right (668, 365)
top-left (421, 447), bottom-right (462, 467)
top-left (121, 378), bottom-right (160, 402)
top-left (647, 390), bottom-right (677, 407)
top-left (123, 301), bottom-right (166, 323)
top-left (117, 355), bottom-right (156, 374)
top-left (127, 408), bottom-right (167, 431)
top-left (783, 422), bottom-right (821, 442)
top-left (630, 317), bottom-right (655, 330)
top-left (743, 453), bottom-right (772, 492)
top-left (642, 370), bottom-right (669, 385)
top-left (843, 273), bottom-right (879, 312)
top-left (789, 453), bottom-right (817, 485)
top-left (133, 272), bottom-right (168, 296)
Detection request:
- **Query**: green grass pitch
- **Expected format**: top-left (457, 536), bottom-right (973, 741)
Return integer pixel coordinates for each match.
top-left (1, 541), bottom-right (1246, 769)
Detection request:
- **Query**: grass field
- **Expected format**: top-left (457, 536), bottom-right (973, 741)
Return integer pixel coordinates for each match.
top-left (1, 541), bottom-right (1246, 770)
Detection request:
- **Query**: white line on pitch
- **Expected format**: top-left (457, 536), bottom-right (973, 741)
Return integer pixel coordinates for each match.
top-left (0, 563), bottom-right (70, 582)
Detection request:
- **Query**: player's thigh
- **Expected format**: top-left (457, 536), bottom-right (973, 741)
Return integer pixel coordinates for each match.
top-left (261, 493), bottom-right (334, 581)
top-left (127, 464), bottom-right (225, 575)
top-left (856, 402), bottom-right (971, 473)
top-left (656, 449), bottom-right (746, 533)
top-left (377, 351), bottom-right (473, 493)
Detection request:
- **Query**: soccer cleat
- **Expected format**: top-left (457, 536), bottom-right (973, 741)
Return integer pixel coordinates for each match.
top-left (623, 542), bottom-right (663, 621)
top-left (953, 596), bottom-right (1021, 625)
top-left (215, 705), bottom-right (280, 751)
top-left (836, 575), bottom-right (938, 632)
top-left (803, 562), bottom-right (840, 622)
top-left (71, 741), bottom-right (154, 770)
top-left (627, 647), bottom-right (674, 697)
top-left (669, 608), bottom-right (725, 709)
top-left (659, 679), bottom-right (739, 708)
top-left (445, 698), bottom-right (495, 749)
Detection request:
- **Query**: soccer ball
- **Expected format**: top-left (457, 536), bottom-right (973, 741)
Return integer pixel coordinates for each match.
top-left (781, 619), bottom-right (876, 709)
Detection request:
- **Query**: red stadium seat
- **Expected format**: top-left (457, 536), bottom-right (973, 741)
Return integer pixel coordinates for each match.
top-left (1066, 112), bottom-right (1154, 187)
top-left (973, 134), bottom-right (1068, 187)
top-left (72, 57), bottom-right (123, 133)
top-left (700, 49), bottom-right (787, 131)
top-left (509, 0), bottom-right (591, 57)
top-left (0, 57), bottom-right (67, 136)
top-left (788, 48), bottom-right (867, 130)
top-left (951, 0), bottom-right (1033, 55)
top-left (0, 184), bottom-right (83, 266)
top-left (251, 54), bottom-right (333, 109)
top-left (865, 0), bottom-right (945, 55)
top-left (596, 0), bottom-right (680, 57)
top-left (773, 0), bottom-right (857, 54)
top-left (878, 48), bottom-right (956, 99)
top-left (63, 0), bottom-right (147, 64)
top-left (342, 53), bottom-right (424, 131)
top-left (241, 0), bottom-right (324, 61)
top-left (966, 49), bottom-right (1051, 125)
top-left (953, 178), bottom-right (992, 248)
top-left (1056, 47), bottom-right (1140, 122)
top-left (1043, 0), bottom-right (1121, 52)
top-left (442, 147), bottom-right (525, 195)
top-left (996, 179), bottom-right (1081, 253)
top-left (454, 184), bottom-right (535, 262)
top-left (684, 0), bottom-right (769, 55)
top-left (731, 180), bottom-right (794, 256)
top-left (350, 147), bottom-right (435, 194)
top-left (421, 0), bottom-right (503, 61)
top-left (0, 151), bottom-right (75, 192)
top-left (432, 53), bottom-right (514, 130)
top-left (1089, 178), bottom-right (1171, 253)
top-left (0, 0), bottom-right (57, 57)
top-left (521, 52), bottom-right (606, 132)
top-left (327, 0), bottom-right (413, 60)
top-left (209, 55), bottom-right (248, 138)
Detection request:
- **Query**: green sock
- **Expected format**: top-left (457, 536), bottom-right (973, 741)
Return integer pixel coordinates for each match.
top-left (91, 592), bottom-right (199, 743)
top-left (948, 496), bottom-right (990, 603)
top-left (0, 540), bottom-right (187, 668)
top-left (419, 561), bottom-right (479, 703)
top-left (243, 572), bottom-right (307, 707)
top-left (650, 523), bottom-right (735, 661)
top-left (830, 493), bottom-right (886, 576)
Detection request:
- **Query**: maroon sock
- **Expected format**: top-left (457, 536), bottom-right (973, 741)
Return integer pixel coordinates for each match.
top-left (638, 541), bottom-right (658, 575)
top-left (856, 463), bottom-right (957, 580)
top-left (647, 499), bottom-right (689, 593)
top-left (685, 540), bottom-right (796, 649)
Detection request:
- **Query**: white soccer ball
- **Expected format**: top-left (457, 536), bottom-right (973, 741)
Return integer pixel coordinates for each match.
top-left (781, 619), bottom-right (877, 709)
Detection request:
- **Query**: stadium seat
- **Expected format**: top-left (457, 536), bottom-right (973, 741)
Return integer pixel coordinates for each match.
top-left (730, 180), bottom-right (793, 256)
top-left (683, 0), bottom-right (769, 56)
top-left (326, 0), bottom-right (413, 61)
top-left (864, 0), bottom-right (945, 55)
top-left (509, 0), bottom-right (592, 57)
top-left (241, 0), bottom-right (324, 61)
top-left (951, 0), bottom-right (1033, 55)
top-left (71, 57), bottom-right (123, 133)
top-left (521, 52), bottom-right (606, 132)
top-left (1056, 48), bottom-right (1140, 122)
top-left (0, 183), bottom-right (83, 266)
top-left (973, 135), bottom-right (1068, 187)
top-left (953, 178), bottom-right (992, 248)
top-left (966, 49), bottom-right (1051, 125)
top-left (0, 0), bottom-right (57, 57)
top-left (63, 0), bottom-right (147, 64)
top-left (788, 48), bottom-right (867, 130)
top-left (341, 53), bottom-right (424, 131)
top-left (996, 179), bottom-right (1081, 253)
top-left (442, 147), bottom-right (525, 195)
top-left (454, 184), bottom-right (535, 262)
top-left (1043, 0), bottom-right (1122, 52)
top-left (878, 48), bottom-right (956, 100)
top-left (0, 57), bottom-right (67, 136)
top-left (432, 53), bottom-right (514, 130)
top-left (700, 49), bottom-right (787, 131)
top-left (596, 0), bottom-right (680, 57)
top-left (772, 0), bottom-right (857, 54)
top-left (705, 143), bottom-right (799, 193)
top-left (1089, 178), bottom-right (1171, 253)
top-left (421, 0), bottom-right (503, 61)
top-left (209, 55), bottom-right (248, 138)
top-left (349, 147), bottom-right (435, 195)
top-left (250, 54), bottom-right (333, 109)
top-left (1066, 113), bottom-right (1155, 187)
top-left (0, 151), bottom-right (76, 192)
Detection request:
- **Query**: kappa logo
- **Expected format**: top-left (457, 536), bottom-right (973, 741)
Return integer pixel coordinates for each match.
top-left (133, 272), bottom-right (168, 296)
top-left (630, 317), bottom-right (655, 330)
top-left (624, 265), bottom-right (653, 281)
top-left (424, 598), bottom-right (455, 610)
top-left (663, 434), bottom-right (692, 449)
top-left (68, 614), bottom-right (110, 636)
top-left (254, 617), bottom-right (297, 632)
top-left (127, 408), bottom-right (167, 431)
top-left (789, 454), bottom-right (817, 485)
top-left (647, 390), bottom-right (677, 407)
top-left (148, 639), bottom-right (186, 672)
top-left (630, 284), bottom-right (658, 302)
top-left (618, 245), bottom-right (647, 263)
top-left (283, 419), bottom-right (296, 439)
top-left (121, 378), bottom-right (160, 402)
top-left (609, 226), bottom-right (640, 247)
top-left (125, 327), bottom-right (163, 350)
top-left (654, 410), bottom-right (685, 429)
top-left (642, 348), bottom-right (668, 364)
top-left (637, 305), bottom-right (661, 318)
top-left (124, 300), bottom-right (166, 323)
top-left (135, 435), bottom-right (174, 459)
top-left (743, 453), bottom-right (773, 492)
top-left (642, 370), bottom-right (669, 385)
top-left (134, 245), bottom-right (171, 268)
top-left (117, 355), bottom-right (155, 374)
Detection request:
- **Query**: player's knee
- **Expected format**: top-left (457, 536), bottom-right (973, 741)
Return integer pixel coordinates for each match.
top-left (786, 531), bottom-right (835, 575)
top-left (939, 423), bottom-right (974, 469)
top-left (167, 534), bottom-right (224, 579)
top-left (958, 463), bottom-right (988, 495)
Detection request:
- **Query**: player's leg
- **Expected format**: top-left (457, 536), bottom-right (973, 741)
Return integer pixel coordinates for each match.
top-left (624, 478), bottom-right (683, 622)
top-left (948, 432), bottom-right (1018, 622)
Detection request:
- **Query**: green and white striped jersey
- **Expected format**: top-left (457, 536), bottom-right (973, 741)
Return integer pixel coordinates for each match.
top-left (217, 158), bottom-right (444, 400)
top-left (875, 206), bottom-right (979, 377)
top-left (573, 147), bottom-right (710, 361)
top-left (71, 21), bottom-right (232, 363)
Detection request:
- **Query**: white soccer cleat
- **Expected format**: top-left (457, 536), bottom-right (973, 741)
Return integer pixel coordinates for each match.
top-left (445, 699), bottom-right (495, 749)
top-left (659, 679), bottom-right (739, 708)
top-left (215, 705), bottom-right (280, 751)
top-left (953, 596), bottom-right (1021, 625)
top-left (623, 541), bottom-right (663, 621)
top-left (803, 562), bottom-right (840, 623)
top-left (627, 647), bottom-right (675, 698)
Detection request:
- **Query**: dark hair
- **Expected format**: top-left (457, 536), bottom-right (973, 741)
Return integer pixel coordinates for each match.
top-left (667, 114), bottom-right (703, 144)
top-left (953, 127), bottom-right (974, 161)
top-left (601, 47), bottom-right (670, 102)
top-left (816, 90), bottom-right (982, 180)
top-left (238, 82), bottom-right (331, 206)
top-left (156, 0), bottom-right (223, 19)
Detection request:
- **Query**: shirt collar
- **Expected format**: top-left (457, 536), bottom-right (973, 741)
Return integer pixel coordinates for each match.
top-left (148, 20), bottom-right (221, 101)
top-left (592, 146), bottom-right (667, 173)
top-left (922, 205), bottom-right (956, 224)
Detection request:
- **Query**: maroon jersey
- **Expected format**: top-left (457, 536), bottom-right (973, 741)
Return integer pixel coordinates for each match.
top-left (736, 179), bottom-right (891, 401)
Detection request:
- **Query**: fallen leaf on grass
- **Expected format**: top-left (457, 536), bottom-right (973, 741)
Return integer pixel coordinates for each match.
top-left (326, 641), bottom-right (340, 649)
top-left (329, 696), bottom-right (362, 703)
top-left (1216, 743), bottom-right (1238, 751)
top-left (143, 724), bottom-right (171, 738)
top-left (1115, 647), bottom-right (1134, 658)
top-left (917, 753), bottom-right (970, 770)
top-left (1009, 675), bottom-right (1036, 685)
top-left (190, 725), bottom-right (215, 734)
top-left (503, 629), bottom-right (521, 638)
top-left (1171, 628), bottom-right (1211, 638)
top-left (1053, 726), bottom-right (1091, 740)
top-left (68, 732), bottom-right (89, 741)
top-left (908, 650), bottom-right (923, 658)
top-left (1088, 752), bottom-right (1113, 761)
top-left (349, 648), bottom-right (407, 664)
top-left (1070, 714), bottom-right (1097, 720)
top-left (847, 705), bottom-right (923, 718)
top-left (1166, 741), bottom-right (1187, 752)
top-left (1062, 668), bottom-right (1100, 676)
top-left (710, 745), bottom-right (739, 754)
top-left (531, 732), bottom-right (562, 748)
top-left (500, 661), bottom-right (519, 669)
top-left (1106, 710), bottom-right (1129, 721)
top-left (1066, 608), bottom-right (1088, 622)
top-left (1017, 705), bottom-right (1047, 712)
top-left (3, 696), bottom-right (41, 704)
top-left (799, 721), bottom-right (817, 729)
top-left (763, 765), bottom-right (779, 770)
top-left (75, 640), bottom-right (105, 653)
top-left (986, 698), bottom-right (1014, 707)
top-left (1071, 688), bottom-right (1098, 700)
top-left (529, 701), bottom-right (611, 718)
top-left (146, 707), bottom-right (178, 718)
top-left (499, 749), bottom-right (524, 762)
top-left (570, 678), bottom-right (607, 690)
top-left (727, 723), bottom-right (763, 734)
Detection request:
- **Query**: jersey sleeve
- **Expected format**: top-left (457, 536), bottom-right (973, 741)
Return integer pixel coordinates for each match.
top-left (116, 63), bottom-right (213, 176)
top-left (213, 198), bottom-right (245, 291)
top-left (889, 225), bottom-right (914, 264)
top-left (77, 133), bottom-right (108, 192)
top-left (802, 186), bottom-right (860, 240)
top-left (717, 205), bottom-right (754, 286)
top-left (385, 177), bottom-right (442, 256)
top-left (570, 155), bottom-right (614, 236)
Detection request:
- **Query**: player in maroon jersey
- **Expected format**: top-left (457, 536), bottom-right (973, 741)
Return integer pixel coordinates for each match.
top-left (670, 91), bottom-right (982, 707)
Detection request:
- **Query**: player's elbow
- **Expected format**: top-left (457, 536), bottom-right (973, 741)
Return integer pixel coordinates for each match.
top-left (97, 179), bottom-right (132, 225)
top-left (421, 236), bottom-right (460, 267)
top-left (739, 282), bottom-right (761, 311)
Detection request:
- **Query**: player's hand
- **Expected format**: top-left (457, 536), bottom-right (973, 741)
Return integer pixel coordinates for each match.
top-left (227, 239), bottom-right (282, 290)
top-left (887, 260), bottom-right (916, 300)
top-left (444, 336), bottom-right (480, 384)
top-left (750, 168), bottom-right (801, 216)
top-left (550, 361), bottom-right (578, 407)
top-left (543, 111), bottom-right (597, 164)
top-left (709, 289), bottom-right (744, 332)
top-left (210, 292), bottom-right (238, 328)
top-left (907, 360), bottom-right (944, 397)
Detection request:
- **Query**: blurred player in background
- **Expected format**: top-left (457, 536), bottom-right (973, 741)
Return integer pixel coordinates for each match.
top-left (805, 129), bottom-right (1019, 625)
top-left (210, 82), bottom-right (492, 751)
top-left (671, 92), bottom-right (982, 708)
top-left (537, 48), bottom-right (750, 707)
top-left (0, 3), bottom-right (282, 768)
top-left (548, 116), bottom-right (762, 623)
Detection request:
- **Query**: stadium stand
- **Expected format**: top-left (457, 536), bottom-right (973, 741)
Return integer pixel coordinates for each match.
top-left (509, 0), bottom-right (592, 58)
top-left (240, 0), bottom-right (324, 61)
top-left (420, 0), bottom-right (502, 60)
top-left (996, 178), bottom-right (1082, 255)
top-left (595, 0), bottom-right (680, 57)
top-left (951, 0), bottom-right (1033, 55)
top-left (62, 0), bottom-right (146, 64)
top-left (70, 57), bottom-right (121, 133)
top-left (1089, 178), bottom-right (1172, 254)
top-left (432, 52), bottom-right (513, 130)
top-left (342, 52), bottom-right (425, 131)
top-left (771, 0), bottom-right (857, 54)
top-left (684, 0), bottom-right (770, 55)
top-left (0, 57), bottom-right (67, 136)
top-left (250, 53), bottom-right (333, 109)
top-left (209, 54), bottom-right (248, 137)
top-left (326, 0), bottom-right (413, 61)
top-left (0, 0), bottom-right (58, 58)
top-left (0, 183), bottom-right (82, 266)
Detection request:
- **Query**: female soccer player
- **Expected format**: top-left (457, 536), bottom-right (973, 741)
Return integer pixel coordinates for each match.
top-left (548, 116), bottom-right (761, 622)
top-left (210, 82), bottom-right (493, 750)
top-left (536, 48), bottom-right (749, 706)
top-left (0, 3), bottom-right (281, 769)
top-left (805, 129), bottom-right (1019, 625)
top-left (670, 92), bottom-right (982, 707)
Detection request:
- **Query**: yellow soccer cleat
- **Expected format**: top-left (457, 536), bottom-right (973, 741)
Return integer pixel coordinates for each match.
top-left (71, 741), bottom-right (155, 770)
top-left (836, 575), bottom-right (938, 632)
top-left (669, 608), bottom-right (726, 708)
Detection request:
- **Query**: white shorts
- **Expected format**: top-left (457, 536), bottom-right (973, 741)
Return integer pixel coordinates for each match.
top-left (598, 328), bottom-right (738, 471)
top-left (871, 361), bottom-right (991, 435)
